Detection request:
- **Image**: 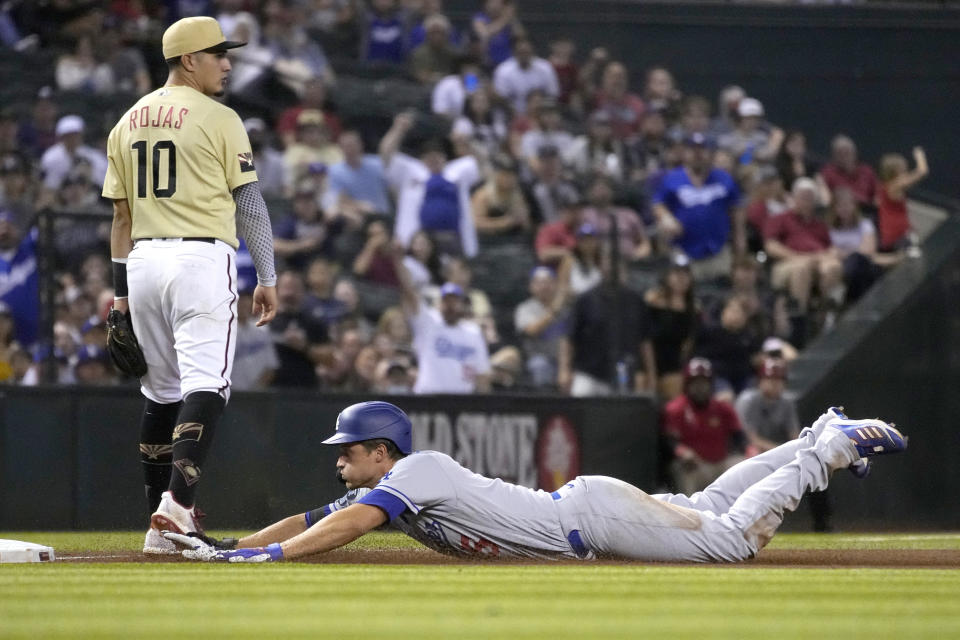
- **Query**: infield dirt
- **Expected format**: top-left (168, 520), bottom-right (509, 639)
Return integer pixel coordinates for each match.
top-left (55, 546), bottom-right (960, 568)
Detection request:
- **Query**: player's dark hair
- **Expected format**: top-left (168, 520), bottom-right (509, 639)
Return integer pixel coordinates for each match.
top-left (165, 57), bottom-right (182, 70)
top-left (360, 438), bottom-right (407, 461)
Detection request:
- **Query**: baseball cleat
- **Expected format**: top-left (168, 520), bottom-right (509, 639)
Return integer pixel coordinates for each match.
top-left (807, 406), bottom-right (847, 439)
top-left (826, 418), bottom-right (908, 458)
top-left (150, 491), bottom-right (202, 534)
top-left (143, 527), bottom-right (178, 555)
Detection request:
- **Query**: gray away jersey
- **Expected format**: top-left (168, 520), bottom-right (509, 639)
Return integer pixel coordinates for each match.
top-left (314, 451), bottom-right (577, 559)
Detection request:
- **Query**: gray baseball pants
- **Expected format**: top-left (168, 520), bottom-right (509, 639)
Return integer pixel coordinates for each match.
top-left (554, 417), bottom-right (859, 562)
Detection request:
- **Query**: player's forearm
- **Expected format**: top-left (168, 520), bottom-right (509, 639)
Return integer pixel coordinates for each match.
top-left (110, 200), bottom-right (133, 305)
top-left (110, 200), bottom-right (133, 261)
top-left (238, 513), bottom-right (308, 548)
top-left (279, 504), bottom-right (385, 560)
top-left (233, 182), bottom-right (278, 287)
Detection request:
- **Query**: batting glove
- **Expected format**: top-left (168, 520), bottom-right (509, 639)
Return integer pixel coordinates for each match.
top-left (217, 543), bottom-right (285, 563)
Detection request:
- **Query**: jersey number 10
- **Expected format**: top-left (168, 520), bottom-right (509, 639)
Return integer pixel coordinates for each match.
top-left (132, 140), bottom-right (177, 198)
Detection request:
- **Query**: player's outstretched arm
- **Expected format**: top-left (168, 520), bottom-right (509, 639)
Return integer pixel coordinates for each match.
top-left (279, 504), bottom-right (387, 560)
top-left (170, 503), bottom-right (387, 562)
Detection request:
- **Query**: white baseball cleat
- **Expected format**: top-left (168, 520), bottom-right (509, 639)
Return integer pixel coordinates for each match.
top-left (143, 527), bottom-right (178, 555)
top-left (150, 491), bottom-right (201, 535)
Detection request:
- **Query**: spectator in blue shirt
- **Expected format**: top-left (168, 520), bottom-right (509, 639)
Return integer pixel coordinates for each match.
top-left (323, 130), bottom-right (392, 223)
top-left (407, 0), bottom-right (461, 51)
top-left (363, 0), bottom-right (407, 64)
top-left (0, 211), bottom-right (38, 346)
top-left (471, 0), bottom-right (522, 67)
top-left (652, 132), bottom-right (745, 282)
top-left (274, 181), bottom-right (338, 271)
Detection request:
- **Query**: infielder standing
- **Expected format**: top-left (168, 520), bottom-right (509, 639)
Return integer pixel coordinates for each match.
top-left (103, 17), bottom-right (277, 555)
top-left (167, 402), bottom-right (906, 563)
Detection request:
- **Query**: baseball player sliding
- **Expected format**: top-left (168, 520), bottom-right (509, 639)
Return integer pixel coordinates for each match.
top-left (166, 402), bottom-right (907, 563)
top-left (103, 17), bottom-right (277, 555)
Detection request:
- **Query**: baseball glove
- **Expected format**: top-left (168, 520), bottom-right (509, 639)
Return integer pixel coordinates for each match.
top-left (106, 308), bottom-right (147, 377)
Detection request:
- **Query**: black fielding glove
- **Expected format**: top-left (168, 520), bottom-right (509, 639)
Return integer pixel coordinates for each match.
top-left (106, 308), bottom-right (148, 377)
top-left (187, 531), bottom-right (239, 550)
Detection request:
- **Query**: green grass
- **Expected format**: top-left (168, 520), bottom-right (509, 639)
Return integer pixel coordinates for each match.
top-left (1, 532), bottom-right (959, 639)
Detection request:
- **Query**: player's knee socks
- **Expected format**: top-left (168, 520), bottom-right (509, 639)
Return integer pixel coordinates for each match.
top-left (168, 391), bottom-right (226, 507)
top-left (139, 399), bottom-right (182, 513)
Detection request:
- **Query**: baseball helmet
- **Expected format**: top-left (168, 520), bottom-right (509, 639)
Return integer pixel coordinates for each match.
top-left (683, 357), bottom-right (714, 384)
top-left (322, 401), bottom-right (412, 454)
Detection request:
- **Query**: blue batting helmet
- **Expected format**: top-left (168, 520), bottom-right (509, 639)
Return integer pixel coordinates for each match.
top-left (321, 401), bottom-right (413, 454)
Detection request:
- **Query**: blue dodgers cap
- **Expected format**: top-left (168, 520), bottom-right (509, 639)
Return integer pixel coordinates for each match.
top-left (322, 401), bottom-right (413, 454)
top-left (683, 132), bottom-right (716, 148)
top-left (439, 282), bottom-right (464, 298)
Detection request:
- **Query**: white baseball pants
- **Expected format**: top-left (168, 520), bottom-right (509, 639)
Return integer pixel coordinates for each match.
top-left (127, 238), bottom-right (238, 404)
top-left (554, 426), bottom-right (859, 562)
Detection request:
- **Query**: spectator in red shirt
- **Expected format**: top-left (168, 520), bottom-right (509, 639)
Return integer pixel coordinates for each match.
top-left (352, 217), bottom-right (400, 288)
top-left (877, 147), bottom-right (929, 251)
top-left (547, 38), bottom-right (579, 107)
top-left (819, 135), bottom-right (879, 210)
top-left (592, 61), bottom-right (645, 139)
top-left (662, 357), bottom-right (752, 494)
top-left (763, 177), bottom-right (843, 315)
top-left (534, 195), bottom-right (583, 267)
top-left (745, 165), bottom-right (791, 253)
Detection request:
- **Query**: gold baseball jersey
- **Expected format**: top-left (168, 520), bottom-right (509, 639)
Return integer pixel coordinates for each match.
top-left (102, 85), bottom-right (258, 249)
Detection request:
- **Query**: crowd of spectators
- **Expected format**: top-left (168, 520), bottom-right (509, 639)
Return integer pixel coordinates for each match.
top-left (0, 0), bottom-right (930, 433)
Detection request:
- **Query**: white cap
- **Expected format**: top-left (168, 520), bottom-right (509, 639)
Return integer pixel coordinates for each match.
top-left (762, 337), bottom-right (785, 353)
top-left (737, 97), bottom-right (764, 118)
top-left (55, 114), bottom-right (84, 137)
top-left (792, 176), bottom-right (818, 197)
